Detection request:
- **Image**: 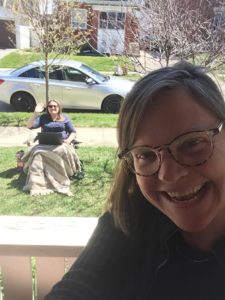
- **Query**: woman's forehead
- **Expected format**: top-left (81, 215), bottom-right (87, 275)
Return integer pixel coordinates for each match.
top-left (133, 88), bottom-right (218, 146)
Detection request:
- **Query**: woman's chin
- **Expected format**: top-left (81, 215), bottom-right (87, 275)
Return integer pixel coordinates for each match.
top-left (174, 218), bottom-right (212, 233)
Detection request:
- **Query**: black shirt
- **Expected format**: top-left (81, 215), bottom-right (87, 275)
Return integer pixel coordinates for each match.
top-left (150, 235), bottom-right (225, 300)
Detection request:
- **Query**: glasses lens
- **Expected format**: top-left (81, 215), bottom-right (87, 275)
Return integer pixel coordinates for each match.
top-left (48, 105), bottom-right (57, 108)
top-left (171, 132), bottom-right (213, 166)
top-left (126, 147), bottom-right (159, 176)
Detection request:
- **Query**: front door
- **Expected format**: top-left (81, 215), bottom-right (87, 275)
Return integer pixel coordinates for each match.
top-left (97, 11), bottom-right (125, 55)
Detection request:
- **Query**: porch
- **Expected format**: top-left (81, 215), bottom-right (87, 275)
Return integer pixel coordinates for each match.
top-left (0, 216), bottom-right (98, 300)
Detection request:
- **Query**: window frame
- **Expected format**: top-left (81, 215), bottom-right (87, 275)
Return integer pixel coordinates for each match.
top-left (99, 11), bottom-right (125, 30)
top-left (71, 8), bottom-right (87, 30)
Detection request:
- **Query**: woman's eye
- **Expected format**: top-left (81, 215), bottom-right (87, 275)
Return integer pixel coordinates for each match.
top-left (179, 137), bottom-right (208, 153)
top-left (135, 151), bottom-right (157, 162)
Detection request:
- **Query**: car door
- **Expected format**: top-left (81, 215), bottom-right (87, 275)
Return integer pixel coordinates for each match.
top-left (46, 65), bottom-right (64, 101)
top-left (62, 66), bottom-right (103, 110)
top-left (18, 67), bottom-right (46, 101)
top-left (19, 66), bottom-right (63, 103)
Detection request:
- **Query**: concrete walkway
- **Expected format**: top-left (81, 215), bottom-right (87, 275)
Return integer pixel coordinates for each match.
top-left (0, 126), bottom-right (117, 147)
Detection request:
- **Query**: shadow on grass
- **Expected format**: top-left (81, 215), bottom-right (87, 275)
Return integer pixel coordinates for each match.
top-left (0, 168), bottom-right (26, 190)
top-left (0, 157), bottom-right (114, 196)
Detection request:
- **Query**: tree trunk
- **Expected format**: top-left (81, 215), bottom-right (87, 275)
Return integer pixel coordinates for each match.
top-left (45, 52), bottom-right (49, 106)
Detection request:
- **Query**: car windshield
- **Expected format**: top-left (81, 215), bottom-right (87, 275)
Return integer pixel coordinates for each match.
top-left (79, 64), bottom-right (109, 82)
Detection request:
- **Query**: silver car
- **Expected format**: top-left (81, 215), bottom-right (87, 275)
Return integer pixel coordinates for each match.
top-left (0, 59), bottom-right (134, 113)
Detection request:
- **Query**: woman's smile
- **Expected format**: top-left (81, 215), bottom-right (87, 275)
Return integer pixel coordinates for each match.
top-left (163, 183), bottom-right (205, 203)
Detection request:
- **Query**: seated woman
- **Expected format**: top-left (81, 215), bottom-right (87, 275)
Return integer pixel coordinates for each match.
top-left (27, 99), bottom-right (77, 144)
top-left (22, 99), bottom-right (81, 196)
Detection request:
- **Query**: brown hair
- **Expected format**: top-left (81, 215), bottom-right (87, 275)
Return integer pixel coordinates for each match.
top-left (106, 60), bottom-right (225, 235)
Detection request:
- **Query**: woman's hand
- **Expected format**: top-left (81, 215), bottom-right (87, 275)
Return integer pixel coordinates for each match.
top-left (63, 139), bottom-right (70, 145)
top-left (27, 102), bottom-right (45, 129)
top-left (35, 102), bottom-right (45, 113)
top-left (64, 132), bottom-right (77, 145)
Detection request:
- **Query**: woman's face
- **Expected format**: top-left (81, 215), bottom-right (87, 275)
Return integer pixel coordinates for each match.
top-left (47, 101), bottom-right (59, 115)
top-left (134, 88), bottom-right (225, 235)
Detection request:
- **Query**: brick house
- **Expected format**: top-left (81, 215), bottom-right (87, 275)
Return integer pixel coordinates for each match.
top-left (0, 0), bottom-right (224, 53)
top-left (0, 0), bottom-right (139, 54)
top-left (79, 0), bottom-right (139, 55)
top-left (180, 0), bottom-right (225, 24)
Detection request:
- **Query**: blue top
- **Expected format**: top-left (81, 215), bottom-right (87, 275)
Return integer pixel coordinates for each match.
top-left (32, 114), bottom-right (76, 140)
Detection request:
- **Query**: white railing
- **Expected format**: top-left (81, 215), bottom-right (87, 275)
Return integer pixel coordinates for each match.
top-left (0, 216), bottom-right (98, 300)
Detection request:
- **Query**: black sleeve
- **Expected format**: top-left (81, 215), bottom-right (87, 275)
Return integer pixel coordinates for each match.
top-left (44, 212), bottom-right (129, 300)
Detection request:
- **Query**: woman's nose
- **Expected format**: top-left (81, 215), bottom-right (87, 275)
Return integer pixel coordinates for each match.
top-left (157, 150), bottom-right (189, 182)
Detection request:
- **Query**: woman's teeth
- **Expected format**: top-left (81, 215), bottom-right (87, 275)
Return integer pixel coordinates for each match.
top-left (166, 185), bottom-right (203, 202)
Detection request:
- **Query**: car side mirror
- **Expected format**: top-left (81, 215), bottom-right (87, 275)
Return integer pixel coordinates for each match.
top-left (85, 77), bottom-right (95, 85)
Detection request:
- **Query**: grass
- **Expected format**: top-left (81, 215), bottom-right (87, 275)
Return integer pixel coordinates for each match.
top-left (0, 49), bottom-right (133, 72)
top-left (0, 112), bottom-right (118, 127)
top-left (0, 146), bottom-right (117, 217)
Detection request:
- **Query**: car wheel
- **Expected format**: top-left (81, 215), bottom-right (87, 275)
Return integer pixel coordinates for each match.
top-left (102, 95), bottom-right (122, 113)
top-left (11, 92), bottom-right (36, 112)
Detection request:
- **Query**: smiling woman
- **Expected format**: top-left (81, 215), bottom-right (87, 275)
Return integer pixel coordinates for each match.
top-left (45, 61), bottom-right (225, 300)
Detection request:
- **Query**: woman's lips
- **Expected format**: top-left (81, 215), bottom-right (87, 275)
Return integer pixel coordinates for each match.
top-left (163, 183), bottom-right (207, 203)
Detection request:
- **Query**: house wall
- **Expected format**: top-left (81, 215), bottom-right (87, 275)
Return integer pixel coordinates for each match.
top-left (124, 12), bottom-right (138, 52)
top-left (0, 6), bottom-right (31, 49)
top-left (16, 25), bottom-right (30, 49)
top-left (87, 5), bottom-right (137, 54)
top-left (0, 7), bottom-right (16, 48)
top-left (0, 6), bottom-right (14, 20)
top-left (177, 0), bottom-right (215, 18)
top-left (90, 10), bottom-right (98, 50)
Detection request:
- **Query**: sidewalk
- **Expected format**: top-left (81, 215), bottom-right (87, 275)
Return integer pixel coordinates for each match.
top-left (0, 126), bottom-right (117, 147)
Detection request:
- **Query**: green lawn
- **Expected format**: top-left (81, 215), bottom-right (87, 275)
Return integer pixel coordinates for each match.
top-left (0, 146), bottom-right (117, 217)
top-left (0, 112), bottom-right (118, 127)
top-left (0, 49), bottom-right (133, 72)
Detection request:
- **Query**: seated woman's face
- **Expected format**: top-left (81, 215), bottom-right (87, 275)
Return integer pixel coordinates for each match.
top-left (133, 87), bottom-right (225, 235)
top-left (47, 101), bottom-right (59, 114)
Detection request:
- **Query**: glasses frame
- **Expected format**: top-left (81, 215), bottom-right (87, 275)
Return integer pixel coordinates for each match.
top-left (48, 105), bottom-right (58, 108)
top-left (118, 122), bottom-right (224, 177)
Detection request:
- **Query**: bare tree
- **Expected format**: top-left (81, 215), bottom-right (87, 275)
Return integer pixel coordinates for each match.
top-left (125, 0), bottom-right (225, 72)
top-left (10, 0), bottom-right (93, 104)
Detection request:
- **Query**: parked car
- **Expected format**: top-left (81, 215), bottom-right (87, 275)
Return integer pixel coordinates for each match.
top-left (0, 59), bottom-right (134, 113)
top-left (79, 43), bottom-right (106, 56)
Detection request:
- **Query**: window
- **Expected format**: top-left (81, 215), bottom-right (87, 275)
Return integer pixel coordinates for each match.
top-left (64, 67), bottom-right (87, 82)
top-left (100, 11), bottom-right (125, 30)
top-left (117, 12), bottom-right (125, 29)
top-left (48, 66), bottom-right (64, 80)
top-left (213, 7), bottom-right (225, 29)
top-left (19, 67), bottom-right (44, 79)
top-left (71, 9), bottom-right (87, 29)
top-left (213, 12), bottom-right (223, 27)
top-left (100, 12), bottom-right (107, 29)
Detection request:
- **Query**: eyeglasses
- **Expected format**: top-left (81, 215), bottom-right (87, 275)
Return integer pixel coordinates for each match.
top-left (48, 105), bottom-right (58, 108)
top-left (118, 122), bottom-right (224, 177)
